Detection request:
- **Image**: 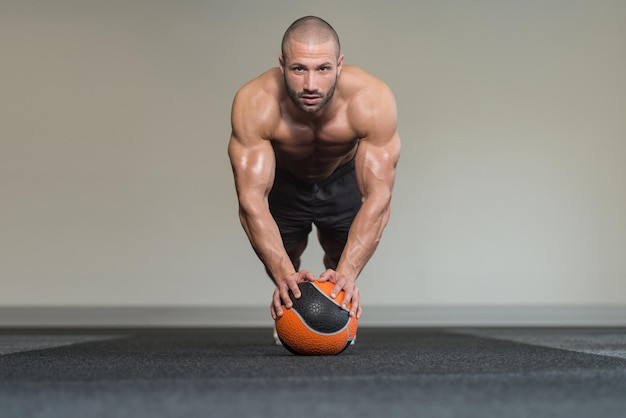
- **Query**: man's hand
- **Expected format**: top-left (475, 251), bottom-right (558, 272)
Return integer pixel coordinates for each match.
top-left (317, 269), bottom-right (362, 319)
top-left (271, 270), bottom-right (315, 319)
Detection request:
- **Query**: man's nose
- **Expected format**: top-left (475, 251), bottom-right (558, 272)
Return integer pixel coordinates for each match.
top-left (303, 72), bottom-right (317, 92)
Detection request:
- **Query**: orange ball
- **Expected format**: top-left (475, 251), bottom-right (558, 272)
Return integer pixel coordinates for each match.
top-left (275, 280), bottom-right (358, 355)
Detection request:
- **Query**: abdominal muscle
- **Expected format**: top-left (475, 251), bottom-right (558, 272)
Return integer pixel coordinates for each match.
top-left (272, 138), bottom-right (359, 182)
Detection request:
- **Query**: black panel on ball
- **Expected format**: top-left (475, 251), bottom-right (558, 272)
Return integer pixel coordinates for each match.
top-left (279, 338), bottom-right (302, 356)
top-left (287, 282), bottom-right (350, 333)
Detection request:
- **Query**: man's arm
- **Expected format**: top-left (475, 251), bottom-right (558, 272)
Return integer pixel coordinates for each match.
top-left (227, 85), bottom-right (313, 318)
top-left (320, 78), bottom-right (401, 318)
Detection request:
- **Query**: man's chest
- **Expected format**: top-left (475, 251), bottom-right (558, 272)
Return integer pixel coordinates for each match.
top-left (271, 118), bottom-right (357, 155)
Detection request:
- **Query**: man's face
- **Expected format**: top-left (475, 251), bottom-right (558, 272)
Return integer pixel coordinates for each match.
top-left (280, 40), bottom-right (343, 114)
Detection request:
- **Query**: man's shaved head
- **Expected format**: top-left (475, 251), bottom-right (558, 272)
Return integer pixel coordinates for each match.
top-left (281, 16), bottom-right (341, 60)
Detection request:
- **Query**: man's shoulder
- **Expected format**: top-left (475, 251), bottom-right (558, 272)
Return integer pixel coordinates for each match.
top-left (340, 66), bottom-right (390, 93)
top-left (340, 66), bottom-right (394, 115)
top-left (340, 66), bottom-right (396, 129)
top-left (231, 68), bottom-right (282, 139)
top-left (235, 68), bottom-right (283, 103)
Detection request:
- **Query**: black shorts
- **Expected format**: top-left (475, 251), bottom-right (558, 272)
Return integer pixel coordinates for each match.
top-left (268, 159), bottom-right (362, 255)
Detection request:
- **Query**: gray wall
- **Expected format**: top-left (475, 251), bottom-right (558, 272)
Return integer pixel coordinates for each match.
top-left (2, 1), bottom-right (625, 317)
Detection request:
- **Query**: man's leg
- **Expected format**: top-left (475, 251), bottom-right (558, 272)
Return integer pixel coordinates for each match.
top-left (267, 167), bottom-right (314, 280)
top-left (314, 159), bottom-right (362, 271)
top-left (317, 229), bottom-right (344, 270)
top-left (287, 236), bottom-right (308, 272)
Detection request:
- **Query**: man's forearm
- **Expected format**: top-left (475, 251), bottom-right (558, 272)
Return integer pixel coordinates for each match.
top-left (239, 206), bottom-right (295, 282)
top-left (336, 197), bottom-right (391, 281)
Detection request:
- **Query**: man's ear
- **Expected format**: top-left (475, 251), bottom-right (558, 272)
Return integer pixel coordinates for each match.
top-left (337, 54), bottom-right (344, 75)
top-left (278, 54), bottom-right (285, 74)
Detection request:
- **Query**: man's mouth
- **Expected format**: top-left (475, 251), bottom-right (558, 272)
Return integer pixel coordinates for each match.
top-left (301, 95), bottom-right (321, 105)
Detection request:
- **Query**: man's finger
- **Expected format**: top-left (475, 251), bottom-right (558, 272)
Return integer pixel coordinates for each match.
top-left (346, 287), bottom-right (360, 317)
top-left (330, 282), bottom-right (343, 299)
top-left (349, 291), bottom-right (360, 317)
top-left (317, 269), bottom-right (333, 282)
top-left (272, 291), bottom-right (284, 318)
top-left (341, 287), bottom-right (353, 310)
top-left (288, 280), bottom-right (301, 299)
top-left (280, 287), bottom-right (293, 308)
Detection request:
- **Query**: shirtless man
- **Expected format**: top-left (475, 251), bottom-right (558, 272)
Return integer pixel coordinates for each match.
top-left (228, 16), bottom-right (400, 321)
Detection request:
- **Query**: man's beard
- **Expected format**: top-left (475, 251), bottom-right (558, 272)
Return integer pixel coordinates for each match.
top-left (285, 75), bottom-right (337, 114)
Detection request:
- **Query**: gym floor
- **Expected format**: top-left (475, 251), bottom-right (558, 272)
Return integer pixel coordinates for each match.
top-left (2, 327), bottom-right (626, 418)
